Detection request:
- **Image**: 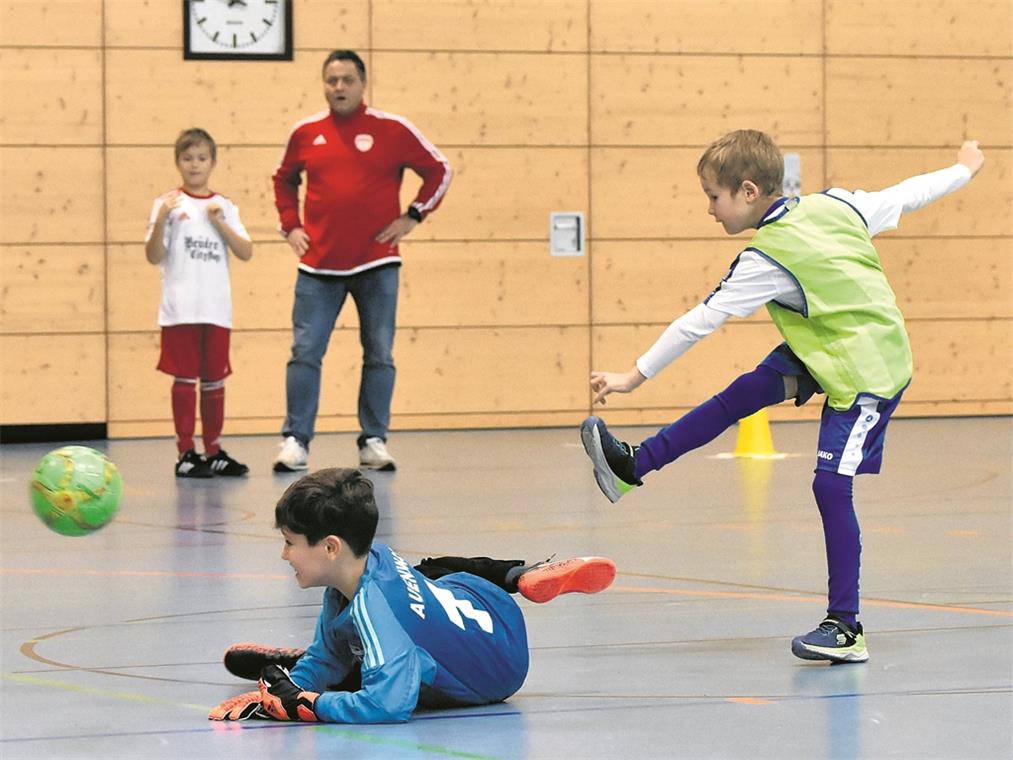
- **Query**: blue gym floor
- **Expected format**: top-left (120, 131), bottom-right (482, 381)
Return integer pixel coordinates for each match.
top-left (1, 417), bottom-right (1011, 759)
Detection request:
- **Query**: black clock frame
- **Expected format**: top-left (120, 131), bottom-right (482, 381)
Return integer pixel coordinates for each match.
top-left (183, 0), bottom-right (293, 61)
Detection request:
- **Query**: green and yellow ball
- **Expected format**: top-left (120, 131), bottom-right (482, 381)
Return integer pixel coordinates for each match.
top-left (30, 446), bottom-right (123, 536)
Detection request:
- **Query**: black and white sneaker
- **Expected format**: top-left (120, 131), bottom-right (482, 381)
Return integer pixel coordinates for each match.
top-left (175, 449), bottom-right (213, 478)
top-left (208, 449), bottom-right (249, 477)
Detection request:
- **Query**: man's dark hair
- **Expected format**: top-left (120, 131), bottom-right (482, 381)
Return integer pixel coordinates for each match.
top-left (275, 468), bottom-right (378, 556)
top-left (322, 49), bottom-right (367, 81)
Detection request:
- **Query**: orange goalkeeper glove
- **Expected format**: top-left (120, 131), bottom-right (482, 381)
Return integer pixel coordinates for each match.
top-left (258, 664), bottom-right (320, 722)
top-left (208, 690), bottom-right (264, 721)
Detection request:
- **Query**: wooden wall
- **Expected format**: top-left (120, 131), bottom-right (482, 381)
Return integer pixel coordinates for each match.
top-left (2, 0), bottom-right (1011, 439)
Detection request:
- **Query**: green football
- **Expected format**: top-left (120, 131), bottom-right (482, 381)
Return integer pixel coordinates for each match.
top-left (29, 446), bottom-right (123, 537)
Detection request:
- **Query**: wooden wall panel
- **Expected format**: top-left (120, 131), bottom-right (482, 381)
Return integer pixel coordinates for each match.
top-left (0, 334), bottom-right (106, 423)
top-left (826, 148), bottom-right (1012, 237)
top-left (591, 240), bottom-right (757, 326)
top-left (879, 238), bottom-right (1013, 320)
top-left (373, 52), bottom-right (587, 145)
top-left (108, 325), bottom-right (588, 429)
top-left (408, 147), bottom-right (588, 240)
top-left (826, 58), bottom-right (1013, 146)
top-left (0, 49), bottom-right (103, 144)
top-left (2, 0), bottom-right (1009, 434)
top-left (1, 148), bottom-right (104, 244)
top-left (826, 0), bottom-right (1013, 57)
top-left (392, 326), bottom-right (589, 414)
top-left (591, 0), bottom-right (822, 54)
top-left (0, 245), bottom-right (105, 334)
top-left (373, 0), bottom-right (587, 52)
top-left (591, 56), bottom-right (823, 146)
top-left (399, 241), bottom-right (587, 327)
top-left (907, 320), bottom-right (1013, 403)
top-left (103, 1), bottom-right (370, 50)
top-left (592, 148), bottom-right (825, 239)
top-left (0, 0), bottom-right (101, 46)
top-left (105, 50), bottom-right (324, 145)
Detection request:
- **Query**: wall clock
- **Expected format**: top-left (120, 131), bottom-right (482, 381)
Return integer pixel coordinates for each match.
top-left (183, 0), bottom-right (293, 61)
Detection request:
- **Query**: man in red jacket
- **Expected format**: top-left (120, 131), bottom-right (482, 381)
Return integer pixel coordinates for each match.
top-left (272, 50), bottom-right (451, 473)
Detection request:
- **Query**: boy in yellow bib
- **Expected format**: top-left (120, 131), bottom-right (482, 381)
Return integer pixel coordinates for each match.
top-left (581, 131), bottom-right (984, 663)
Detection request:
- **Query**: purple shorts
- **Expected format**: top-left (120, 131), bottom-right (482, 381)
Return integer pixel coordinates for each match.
top-left (759, 342), bottom-right (906, 476)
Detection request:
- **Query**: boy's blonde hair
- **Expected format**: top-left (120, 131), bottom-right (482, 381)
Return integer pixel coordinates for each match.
top-left (697, 130), bottom-right (783, 196)
top-left (174, 127), bottom-right (217, 161)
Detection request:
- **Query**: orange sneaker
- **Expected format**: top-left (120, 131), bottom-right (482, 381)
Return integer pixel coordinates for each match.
top-left (517, 556), bottom-right (616, 603)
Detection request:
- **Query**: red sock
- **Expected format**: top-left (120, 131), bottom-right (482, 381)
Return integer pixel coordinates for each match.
top-left (171, 379), bottom-right (197, 454)
top-left (200, 380), bottom-right (225, 456)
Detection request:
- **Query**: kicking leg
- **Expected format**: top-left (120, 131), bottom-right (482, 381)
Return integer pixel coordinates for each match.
top-left (637, 364), bottom-right (788, 475)
top-left (416, 555), bottom-right (616, 604)
top-left (581, 364), bottom-right (789, 502)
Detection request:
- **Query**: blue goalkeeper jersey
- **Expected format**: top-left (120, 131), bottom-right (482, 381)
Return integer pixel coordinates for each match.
top-left (288, 543), bottom-right (529, 723)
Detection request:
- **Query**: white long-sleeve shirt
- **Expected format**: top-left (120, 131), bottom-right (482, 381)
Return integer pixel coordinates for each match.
top-left (635, 163), bottom-right (973, 379)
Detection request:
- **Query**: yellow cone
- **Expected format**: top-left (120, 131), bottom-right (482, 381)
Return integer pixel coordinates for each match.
top-left (732, 408), bottom-right (782, 459)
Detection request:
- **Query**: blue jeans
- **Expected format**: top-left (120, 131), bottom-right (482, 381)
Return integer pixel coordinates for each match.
top-left (282, 266), bottom-right (398, 447)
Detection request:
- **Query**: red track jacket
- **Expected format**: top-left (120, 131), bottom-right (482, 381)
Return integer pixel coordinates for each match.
top-left (273, 103), bottom-right (451, 275)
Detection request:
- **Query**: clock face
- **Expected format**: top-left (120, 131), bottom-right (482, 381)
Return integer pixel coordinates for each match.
top-left (184, 0), bottom-right (293, 60)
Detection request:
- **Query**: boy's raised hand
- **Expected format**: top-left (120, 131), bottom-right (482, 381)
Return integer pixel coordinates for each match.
top-left (156, 189), bottom-right (183, 218)
top-left (590, 368), bottom-right (647, 405)
top-left (957, 140), bottom-right (984, 177)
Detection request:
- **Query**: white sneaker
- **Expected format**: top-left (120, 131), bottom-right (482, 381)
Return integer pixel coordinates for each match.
top-left (273, 436), bottom-right (308, 472)
top-left (359, 437), bottom-right (396, 471)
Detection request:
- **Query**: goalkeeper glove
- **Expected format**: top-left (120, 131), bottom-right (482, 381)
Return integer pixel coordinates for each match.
top-left (258, 664), bottom-right (320, 722)
top-left (208, 690), bottom-right (263, 721)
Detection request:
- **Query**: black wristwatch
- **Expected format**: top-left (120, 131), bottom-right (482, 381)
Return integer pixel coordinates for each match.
top-left (406, 206), bottom-right (423, 223)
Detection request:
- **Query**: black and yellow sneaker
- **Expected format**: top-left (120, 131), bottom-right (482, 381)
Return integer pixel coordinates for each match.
top-left (580, 416), bottom-right (642, 503)
top-left (791, 618), bottom-right (869, 663)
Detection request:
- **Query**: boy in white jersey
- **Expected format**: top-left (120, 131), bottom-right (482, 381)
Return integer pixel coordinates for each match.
top-left (580, 130), bottom-right (984, 663)
top-left (145, 128), bottom-right (253, 478)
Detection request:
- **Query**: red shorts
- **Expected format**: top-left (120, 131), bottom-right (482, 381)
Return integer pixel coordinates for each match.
top-left (157, 324), bottom-right (232, 381)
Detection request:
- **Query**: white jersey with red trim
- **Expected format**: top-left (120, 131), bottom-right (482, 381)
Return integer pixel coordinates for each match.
top-left (145, 190), bottom-right (249, 328)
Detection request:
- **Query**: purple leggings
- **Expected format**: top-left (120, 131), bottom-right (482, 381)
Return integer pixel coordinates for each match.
top-left (634, 364), bottom-right (860, 626)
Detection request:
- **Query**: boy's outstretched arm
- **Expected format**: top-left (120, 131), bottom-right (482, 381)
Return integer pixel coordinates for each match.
top-left (842, 140), bottom-right (984, 236)
top-left (590, 301), bottom-right (733, 405)
top-left (590, 367), bottom-right (647, 405)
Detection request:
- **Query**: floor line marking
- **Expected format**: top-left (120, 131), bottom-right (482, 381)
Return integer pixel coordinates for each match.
top-left (610, 585), bottom-right (1013, 617)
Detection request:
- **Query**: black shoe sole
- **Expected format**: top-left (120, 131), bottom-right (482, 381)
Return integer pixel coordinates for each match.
top-left (273, 462), bottom-right (308, 473)
top-left (224, 645), bottom-right (306, 680)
